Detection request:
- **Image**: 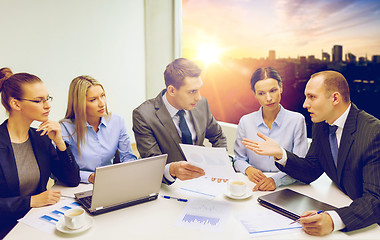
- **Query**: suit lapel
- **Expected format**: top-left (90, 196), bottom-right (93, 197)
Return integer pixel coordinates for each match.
top-left (189, 106), bottom-right (203, 145)
top-left (154, 90), bottom-right (182, 150)
top-left (0, 120), bottom-right (20, 195)
top-left (336, 105), bottom-right (357, 183)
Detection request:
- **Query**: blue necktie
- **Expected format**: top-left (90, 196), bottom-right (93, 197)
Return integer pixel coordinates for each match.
top-left (177, 110), bottom-right (192, 144)
top-left (328, 125), bottom-right (338, 166)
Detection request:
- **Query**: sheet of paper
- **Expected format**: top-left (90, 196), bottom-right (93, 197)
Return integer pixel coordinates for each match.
top-left (179, 144), bottom-right (236, 179)
top-left (176, 198), bottom-right (232, 232)
top-left (236, 208), bottom-right (302, 237)
top-left (18, 199), bottom-right (81, 234)
top-left (179, 176), bottom-right (229, 198)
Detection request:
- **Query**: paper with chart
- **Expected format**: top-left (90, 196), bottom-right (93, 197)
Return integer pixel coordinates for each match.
top-left (179, 176), bottom-right (229, 198)
top-left (18, 199), bottom-right (81, 234)
top-left (179, 144), bottom-right (236, 179)
top-left (176, 198), bottom-right (232, 231)
top-left (236, 208), bottom-right (302, 237)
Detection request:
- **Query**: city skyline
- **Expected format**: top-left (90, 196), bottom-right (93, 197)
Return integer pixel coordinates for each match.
top-left (183, 0), bottom-right (380, 60)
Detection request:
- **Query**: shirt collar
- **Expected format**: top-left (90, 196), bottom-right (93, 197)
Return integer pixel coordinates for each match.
top-left (162, 92), bottom-right (187, 118)
top-left (86, 116), bottom-right (108, 128)
top-left (256, 105), bottom-right (284, 128)
top-left (330, 103), bottom-right (351, 129)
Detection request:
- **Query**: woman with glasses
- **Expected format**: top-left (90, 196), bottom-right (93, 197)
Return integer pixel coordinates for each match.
top-left (0, 68), bottom-right (80, 238)
top-left (233, 67), bottom-right (308, 191)
top-left (60, 75), bottom-right (137, 184)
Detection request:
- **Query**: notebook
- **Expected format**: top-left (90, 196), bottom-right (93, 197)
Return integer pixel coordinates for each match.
top-left (74, 154), bottom-right (167, 215)
top-left (257, 188), bottom-right (337, 220)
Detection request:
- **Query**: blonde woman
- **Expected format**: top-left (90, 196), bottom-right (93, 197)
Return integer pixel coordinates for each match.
top-left (60, 76), bottom-right (136, 183)
top-left (0, 68), bottom-right (79, 238)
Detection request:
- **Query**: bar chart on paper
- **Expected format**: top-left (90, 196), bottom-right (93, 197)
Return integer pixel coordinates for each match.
top-left (176, 199), bottom-right (231, 231)
top-left (182, 214), bottom-right (220, 226)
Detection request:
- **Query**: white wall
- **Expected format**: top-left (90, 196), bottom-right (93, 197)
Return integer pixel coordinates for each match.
top-left (145, 0), bottom-right (177, 99)
top-left (0, 0), bottom-right (146, 140)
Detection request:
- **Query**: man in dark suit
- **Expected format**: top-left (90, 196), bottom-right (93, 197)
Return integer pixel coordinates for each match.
top-left (133, 58), bottom-right (227, 184)
top-left (243, 70), bottom-right (380, 236)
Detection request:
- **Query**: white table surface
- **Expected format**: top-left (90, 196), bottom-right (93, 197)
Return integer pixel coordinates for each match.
top-left (5, 173), bottom-right (380, 240)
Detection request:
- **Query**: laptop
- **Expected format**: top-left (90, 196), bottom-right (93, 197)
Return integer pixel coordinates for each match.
top-left (257, 188), bottom-right (336, 220)
top-left (74, 154), bottom-right (167, 215)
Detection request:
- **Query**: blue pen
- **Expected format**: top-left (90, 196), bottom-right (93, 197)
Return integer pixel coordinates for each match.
top-left (163, 195), bottom-right (188, 202)
top-left (290, 210), bottom-right (323, 224)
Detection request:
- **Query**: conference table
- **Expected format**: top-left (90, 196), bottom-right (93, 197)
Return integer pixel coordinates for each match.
top-left (5, 173), bottom-right (380, 240)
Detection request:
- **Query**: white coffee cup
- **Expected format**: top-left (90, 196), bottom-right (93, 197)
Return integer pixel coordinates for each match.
top-left (227, 180), bottom-right (247, 197)
top-left (64, 208), bottom-right (86, 230)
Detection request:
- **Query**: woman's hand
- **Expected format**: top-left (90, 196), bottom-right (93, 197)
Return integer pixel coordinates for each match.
top-left (253, 177), bottom-right (276, 191)
top-left (30, 190), bottom-right (61, 208)
top-left (37, 120), bottom-right (66, 151)
top-left (88, 173), bottom-right (95, 184)
top-left (245, 166), bottom-right (266, 184)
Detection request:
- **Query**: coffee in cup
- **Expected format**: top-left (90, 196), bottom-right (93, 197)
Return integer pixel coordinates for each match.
top-left (64, 208), bottom-right (86, 230)
top-left (227, 180), bottom-right (247, 197)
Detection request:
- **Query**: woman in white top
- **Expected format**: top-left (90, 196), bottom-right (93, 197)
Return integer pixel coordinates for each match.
top-left (233, 67), bottom-right (308, 191)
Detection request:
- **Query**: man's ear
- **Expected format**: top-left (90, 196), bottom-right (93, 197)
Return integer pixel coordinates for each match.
top-left (9, 98), bottom-right (22, 111)
top-left (167, 85), bottom-right (176, 96)
top-left (331, 92), bottom-right (341, 106)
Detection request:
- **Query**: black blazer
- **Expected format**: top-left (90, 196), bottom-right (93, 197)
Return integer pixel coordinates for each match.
top-left (277, 104), bottom-right (380, 231)
top-left (0, 120), bottom-right (80, 235)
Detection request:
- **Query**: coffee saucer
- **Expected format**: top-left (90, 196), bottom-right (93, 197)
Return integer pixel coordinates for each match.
top-left (56, 215), bottom-right (93, 234)
top-left (224, 190), bottom-right (253, 200)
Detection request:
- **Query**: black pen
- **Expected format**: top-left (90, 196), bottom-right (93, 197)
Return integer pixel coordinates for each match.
top-left (162, 195), bottom-right (188, 202)
top-left (290, 210), bottom-right (323, 224)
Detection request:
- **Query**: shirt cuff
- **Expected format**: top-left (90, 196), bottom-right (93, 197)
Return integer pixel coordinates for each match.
top-left (275, 148), bottom-right (288, 166)
top-left (326, 211), bottom-right (346, 231)
top-left (80, 171), bottom-right (92, 184)
top-left (164, 163), bottom-right (176, 183)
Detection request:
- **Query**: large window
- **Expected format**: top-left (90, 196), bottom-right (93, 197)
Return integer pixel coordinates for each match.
top-left (182, 0), bottom-right (380, 135)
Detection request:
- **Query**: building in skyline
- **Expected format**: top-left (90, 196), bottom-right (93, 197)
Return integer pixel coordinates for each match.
top-left (268, 50), bottom-right (276, 60)
top-left (346, 53), bottom-right (356, 63)
top-left (322, 51), bottom-right (330, 62)
top-left (333, 45), bottom-right (343, 62)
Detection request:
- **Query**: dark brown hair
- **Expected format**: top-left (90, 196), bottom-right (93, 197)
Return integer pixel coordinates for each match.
top-left (164, 58), bottom-right (202, 89)
top-left (0, 68), bottom-right (42, 112)
top-left (250, 67), bottom-right (282, 93)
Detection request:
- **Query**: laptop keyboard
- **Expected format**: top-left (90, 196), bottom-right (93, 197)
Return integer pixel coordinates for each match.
top-left (81, 195), bottom-right (93, 208)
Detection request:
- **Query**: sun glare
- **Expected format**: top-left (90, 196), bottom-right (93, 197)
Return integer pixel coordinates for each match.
top-left (196, 43), bottom-right (221, 65)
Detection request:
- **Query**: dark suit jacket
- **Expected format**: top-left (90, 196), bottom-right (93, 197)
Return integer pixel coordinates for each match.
top-left (276, 104), bottom-right (380, 232)
top-left (0, 120), bottom-right (80, 236)
top-left (133, 90), bottom-right (227, 182)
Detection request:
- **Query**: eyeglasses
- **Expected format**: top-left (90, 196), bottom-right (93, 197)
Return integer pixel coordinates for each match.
top-left (16, 96), bottom-right (53, 105)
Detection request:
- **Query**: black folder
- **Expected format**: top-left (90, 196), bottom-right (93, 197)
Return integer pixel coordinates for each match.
top-left (257, 189), bottom-right (337, 220)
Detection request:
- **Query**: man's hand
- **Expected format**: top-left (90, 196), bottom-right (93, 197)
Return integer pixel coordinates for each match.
top-left (253, 177), bottom-right (276, 191)
top-left (169, 161), bottom-right (205, 180)
top-left (30, 190), bottom-right (61, 208)
top-left (242, 132), bottom-right (283, 160)
top-left (299, 211), bottom-right (334, 236)
top-left (245, 166), bottom-right (266, 184)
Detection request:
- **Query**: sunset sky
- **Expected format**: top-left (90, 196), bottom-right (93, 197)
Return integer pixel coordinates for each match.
top-left (183, 0), bottom-right (380, 60)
